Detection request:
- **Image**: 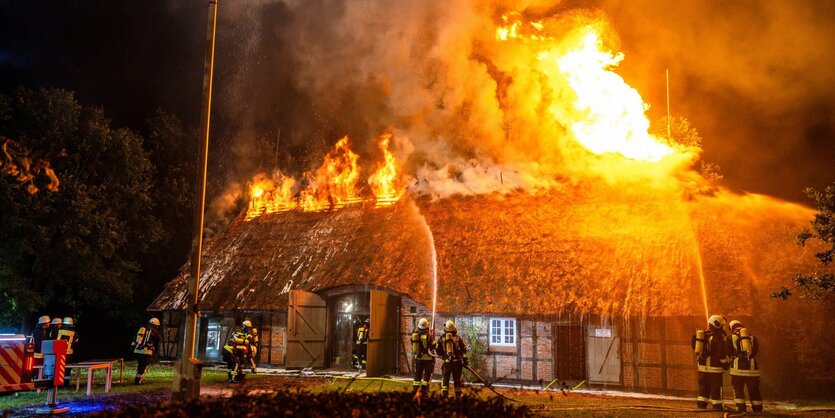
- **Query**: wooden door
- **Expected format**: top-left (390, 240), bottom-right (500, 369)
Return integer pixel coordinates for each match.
top-left (286, 290), bottom-right (327, 368)
top-left (555, 325), bottom-right (586, 381)
top-left (587, 324), bottom-right (621, 384)
top-left (366, 290), bottom-right (400, 377)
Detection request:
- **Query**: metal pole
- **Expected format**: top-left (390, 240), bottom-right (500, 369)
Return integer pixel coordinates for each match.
top-left (174, 0), bottom-right (217, 400)
top-left (666, 68), bottom-right (671, 139)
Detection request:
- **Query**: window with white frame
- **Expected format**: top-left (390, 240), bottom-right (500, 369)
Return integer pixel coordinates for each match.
top-left (490, 318), bottom-right (516, 346)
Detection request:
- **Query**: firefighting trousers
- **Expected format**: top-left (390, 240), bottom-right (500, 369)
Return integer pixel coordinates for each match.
top-left (731, 375), bottom-right (762, 412)
top-left (135, 354), bottom-right (151, 383)
top-left (696, 372), bottom-right (724, 409)
top-left (353, 344), bottom-right (367, 367)
top-left (412, 359), bottom-right (434, 394)
top-left (442, 361), bottom-right (463, 397)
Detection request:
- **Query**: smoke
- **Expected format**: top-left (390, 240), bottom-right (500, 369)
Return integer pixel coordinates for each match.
top-left (204, 0), bottom-right (835, 223)
top-left (592, 0), bottom-right (835, 201)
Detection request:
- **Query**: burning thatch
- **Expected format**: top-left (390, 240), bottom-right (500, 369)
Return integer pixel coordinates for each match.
top-left (150, 183), bottom-right (816, 319)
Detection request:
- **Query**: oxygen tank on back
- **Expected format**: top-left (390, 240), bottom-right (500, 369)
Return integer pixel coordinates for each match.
top-left (134, 327), bottom-right (147, 348)
top-left (694, 329), bottom-right (705, 356)
top-left (740, 328), bottom-right (752, 355)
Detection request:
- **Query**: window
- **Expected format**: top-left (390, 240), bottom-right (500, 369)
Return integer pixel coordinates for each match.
top-left (490, 318), bottom-right (516, 346)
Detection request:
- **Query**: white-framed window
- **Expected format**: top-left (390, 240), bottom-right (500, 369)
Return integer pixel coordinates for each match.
top-left (490, 318), bottom-right (516, 346)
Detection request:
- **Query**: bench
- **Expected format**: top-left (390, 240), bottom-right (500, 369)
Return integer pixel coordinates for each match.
top-left (65, 358), bottom-right (124, 396)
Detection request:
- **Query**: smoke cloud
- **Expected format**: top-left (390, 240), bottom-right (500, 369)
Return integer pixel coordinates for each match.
top-left (205, 0), bottom-right (835, 221)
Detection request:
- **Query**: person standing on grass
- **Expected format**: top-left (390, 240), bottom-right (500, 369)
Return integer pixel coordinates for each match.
top-left (132, 317), bottom-right (161, 384)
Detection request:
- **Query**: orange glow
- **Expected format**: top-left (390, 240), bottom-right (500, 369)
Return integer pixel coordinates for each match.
top-left (299, 136), bottom-right (363, 212)
top-left (246, 133), bottom-right (407, 219)
top-left (494, 15), bottom-right (680, 168)
top-left (368, 133), bottom-right (404, 207)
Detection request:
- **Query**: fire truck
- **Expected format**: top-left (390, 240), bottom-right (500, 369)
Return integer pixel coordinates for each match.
top-left (0, 334), bottom-right (69, 414)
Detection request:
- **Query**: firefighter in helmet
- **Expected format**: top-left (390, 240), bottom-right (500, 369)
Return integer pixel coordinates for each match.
top-left (726, 320), bottom-right (763, 413)
top-left (353, 317), bottom-right (369, 369)
top-left (437, 320), bottom-right (467, 398)
top-left (132, 317), bottom-right (161, 384)
top-left (31, 315), bottom-right (51, 354)
top-left (692, 314), bottom-right (729, 410)
top-left (248, 326), bottom-right (260, 373)
top-left (58, 317), bottom-right (79, 385)
top-left (47, 317), bottom-right (63, 340)
top-left (223, 319), bottom-right (253, 383)
top-left (411, 318), bottom-right (435, 396)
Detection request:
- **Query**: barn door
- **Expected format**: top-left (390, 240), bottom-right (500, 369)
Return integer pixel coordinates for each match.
top-left (366, 290), bottom-right (400, 377)
top-left (587, 324), bottom-right (620, 384)
top-left (286, 290), bottom-right (327, 368)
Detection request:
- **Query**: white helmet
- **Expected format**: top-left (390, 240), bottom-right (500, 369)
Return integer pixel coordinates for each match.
top-left (38, 315), bottom-right (51, 325)
top-left (444, 320), bottom-right (456, 333)
top-left (707, 314), bottom-right (726, 329)
top-left (417, 318), bottom-right (430, 330)
top-left (51, 318), bottom-right (63, 326)
top-left (63, 317), bottom-right (74, 326)
top-left (242, 320), bottom-right (253, 328)
top-left (728, 320), bottom-right (743, 331)
top-left (148, 317), bottom-right (161, 326)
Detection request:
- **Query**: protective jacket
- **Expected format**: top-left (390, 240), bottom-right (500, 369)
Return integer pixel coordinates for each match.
top-left (727, 332), bottom-right (760, 377)
top-left (411, 329), bottom-right (434, 361)
top-left (57, 327), bottom-right (78, 355)
top-left (692, 328), bottom-right (728, 373)
top-left (439, 331), bottom-right (467, 363)
top-left (133, 326), bottom-right (161, 356)
top-left (356, 324), bottom-right (369, 345)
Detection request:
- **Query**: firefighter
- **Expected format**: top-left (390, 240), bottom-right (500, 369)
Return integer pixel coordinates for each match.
top-left (57, 317), bottom-right (78, 355)
top-left (726, 320), bottom-right (763, 413)
top-left (58, 317), bottom-right (79, 385)
top-left (132, 317), bottom-right (161, 384)
top-left (47, 317), bottom-right (63, 340)
top-left (248, 327), bottom-right (260, 373)
top-left (692, 314), bottom-right (729, 410)
top-left (223, 320), bottom-right (253, 383)
top-left (438, 320), bottom-right (467, 398)
top-left (351, 318), bottom-right (362, 368)
top-left (410, 318), bottom-right (435, 396)
top-left (31, 315), bottom-right (51, 353)
top-left (353, 318), bottom-right (369, 369)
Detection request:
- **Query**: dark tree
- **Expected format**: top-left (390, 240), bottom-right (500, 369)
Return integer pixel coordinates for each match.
top-left (0, 88), bottom-right (162, 328)
top-left (772, 183), bottom-right (835, 300)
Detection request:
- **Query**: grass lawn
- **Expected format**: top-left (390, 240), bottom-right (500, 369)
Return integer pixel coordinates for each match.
top-left (3, 364), bottom-right (834, 417)
top-left (0, 361), bottom-right (250, 412)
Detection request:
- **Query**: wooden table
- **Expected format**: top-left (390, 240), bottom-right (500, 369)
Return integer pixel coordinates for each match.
top-left (66, 358), bottom-right (124, 396)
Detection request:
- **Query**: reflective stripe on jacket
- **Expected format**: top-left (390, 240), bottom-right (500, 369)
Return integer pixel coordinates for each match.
top-left (727, 333), bottom-right (761, 377)
top-left (692, 329), bottom-right (728, 373)
top-left (411, 330), bottom-right (434, 360)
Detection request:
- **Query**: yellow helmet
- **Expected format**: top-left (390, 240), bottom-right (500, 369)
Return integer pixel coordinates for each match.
top-left (444, 320), bottom-right (456, 332)
top-left (707, 314), bottom-right (726, 329)
top-left (417, 318), bottom-right (430, 330)
top-left (148, 317), bottom-right (161, 326)
top-left (242, 320), bottom-right (253, 328)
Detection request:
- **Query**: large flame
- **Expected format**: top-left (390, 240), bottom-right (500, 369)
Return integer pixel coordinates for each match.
top-left (245, 133), bottom-right (405, 219)
top-left (496, 16), bottom-right (675, 163)
top-left (299, 136), bottom-right (363, 212)
top-left (368, 133), bottom-right (404, 207)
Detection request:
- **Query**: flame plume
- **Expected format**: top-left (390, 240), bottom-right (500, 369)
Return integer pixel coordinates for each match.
top-left (368, 133), bottom-right (404, 207)
top-left (299, 136), bottom-right (363, 212)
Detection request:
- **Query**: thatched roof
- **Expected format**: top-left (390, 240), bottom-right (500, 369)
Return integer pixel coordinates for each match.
top-left (150, 185), bottom-right (815, 318)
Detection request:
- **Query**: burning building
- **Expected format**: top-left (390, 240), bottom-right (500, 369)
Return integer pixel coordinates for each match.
top-left (150, 7), bottom-right (834, 398)
top-left (149, 182), bottom-right (833, 397)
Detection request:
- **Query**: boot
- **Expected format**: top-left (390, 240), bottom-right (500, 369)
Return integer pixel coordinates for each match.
top-left (134, 376), bottom-right (141, 385)
top-left (227, 371), bottom-right (234, 383)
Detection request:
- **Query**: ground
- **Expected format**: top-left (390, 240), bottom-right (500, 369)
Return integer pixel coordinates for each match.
top-left (1, 363), bottom-right (833, 417)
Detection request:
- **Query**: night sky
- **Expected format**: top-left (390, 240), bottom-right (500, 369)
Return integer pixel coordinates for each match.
top-left (1, 0), bottom-right (833, 203)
